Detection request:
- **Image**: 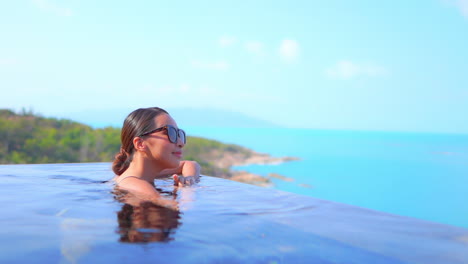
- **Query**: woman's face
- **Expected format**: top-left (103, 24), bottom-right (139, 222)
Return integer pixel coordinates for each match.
top-left (142, 114), bottom-right (185, 169)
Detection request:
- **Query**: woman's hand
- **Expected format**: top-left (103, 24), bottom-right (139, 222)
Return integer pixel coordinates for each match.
top-left (173, 174), bottom-right (199, 186)
top-left (173, 160), bottom-right (201, 186)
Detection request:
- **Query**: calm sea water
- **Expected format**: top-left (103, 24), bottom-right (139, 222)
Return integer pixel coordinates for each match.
top-left (186, 127), bottom-right (468, 228)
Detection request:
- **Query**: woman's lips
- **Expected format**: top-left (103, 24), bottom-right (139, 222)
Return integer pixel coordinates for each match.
top-left (172, 152), bottom-right (182, 158)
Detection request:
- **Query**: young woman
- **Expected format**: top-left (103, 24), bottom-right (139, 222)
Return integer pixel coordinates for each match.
top-left (112, 107), bottom-right (200, 208)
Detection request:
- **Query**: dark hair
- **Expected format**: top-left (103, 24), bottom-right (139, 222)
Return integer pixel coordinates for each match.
top-left (112, 107), bottom-right (169, 175)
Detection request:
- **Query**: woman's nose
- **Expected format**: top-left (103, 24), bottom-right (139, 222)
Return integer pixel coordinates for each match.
top-left (176, 136), bottom-right (185, 148)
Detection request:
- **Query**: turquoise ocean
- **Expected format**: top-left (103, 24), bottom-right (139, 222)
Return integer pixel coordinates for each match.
top-left (186, 127), bottom-right (468, 229)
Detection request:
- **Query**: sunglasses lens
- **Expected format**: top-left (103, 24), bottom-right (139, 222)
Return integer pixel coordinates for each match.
top-left (167, 126), bottom-right (178, 143)
top-left (179, 130), bottom-right (186, 144)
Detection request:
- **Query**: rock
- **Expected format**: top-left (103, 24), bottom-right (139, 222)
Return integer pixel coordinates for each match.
top-left (268, 173), bottom-right (294, 182)
top-left (230, 171), bottom-right (274, 188)
top-left (298, 183), bottom-right (313, 189)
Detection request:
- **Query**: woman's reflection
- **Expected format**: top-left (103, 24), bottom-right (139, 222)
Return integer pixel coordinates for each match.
top-left (115, 187), bottom-right (181, 243)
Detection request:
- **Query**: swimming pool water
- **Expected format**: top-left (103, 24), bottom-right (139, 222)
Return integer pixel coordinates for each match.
top-left (0, 163), bottom-right (467, 264)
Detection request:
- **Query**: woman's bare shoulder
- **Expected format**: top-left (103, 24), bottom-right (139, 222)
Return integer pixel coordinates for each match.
top-left (114, 176), bottom-right (177, 209)
top-left (116, 176), bottom-right (156, 193)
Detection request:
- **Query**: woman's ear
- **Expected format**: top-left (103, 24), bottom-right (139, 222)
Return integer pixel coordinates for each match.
top-left (133, 137), bottom-right (146, 151)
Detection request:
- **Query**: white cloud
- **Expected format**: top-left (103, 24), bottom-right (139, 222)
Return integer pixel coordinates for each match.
top-left (454, 0), bottom-right (468, 17)
top-left (191, 60), bottom-right (229, 70)
top-left (442, 0), bottom-right (468, 17)
top-left (326, 60), bottom-right (389, 79)
top-left (279, 39), bottom-right (299, 62)
top-left (219, 35), bottom-right (237, 47)
top-left (32, 0), bottom-right (73, 16)
top-left (138, 84), bottom-right (195, 97)
top-left (0, 58), bottom-right (19, 66)
top-left (159, 85), bottom-right (191, 94)
top-left (245, 41), bottom-right (264, 55)
top-left (179, 84), bottom-right (191, 93)
top-left (442, 0), bottom-right (468, 18)
top-left (138, 83), bottom-right (284, 108)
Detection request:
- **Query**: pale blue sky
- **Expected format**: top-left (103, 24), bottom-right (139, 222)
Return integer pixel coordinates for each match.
top-left (1, 0), bottom-right (467, 133)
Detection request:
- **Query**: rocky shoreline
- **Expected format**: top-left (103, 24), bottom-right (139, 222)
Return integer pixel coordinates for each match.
top-left (183, 136), bottom-right (300, 187)
top-left (219, 151), bottom-right (300, 187)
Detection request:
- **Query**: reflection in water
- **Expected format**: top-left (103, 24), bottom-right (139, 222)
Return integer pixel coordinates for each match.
top-left (60, 218), bottom-right (115, 263)
top-left (117, 202), bottom-right (181, 243)
top-left (115, 187), bottom-right (182, 243)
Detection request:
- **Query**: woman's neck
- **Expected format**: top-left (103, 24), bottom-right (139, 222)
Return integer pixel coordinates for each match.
top-left (120, 154), bottom-right (164, 183)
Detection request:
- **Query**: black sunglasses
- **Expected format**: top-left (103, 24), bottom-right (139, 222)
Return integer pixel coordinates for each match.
top-left (139, 125), bottom-right (186, 144)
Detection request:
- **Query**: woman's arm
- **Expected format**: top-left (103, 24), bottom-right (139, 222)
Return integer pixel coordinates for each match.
top-left (157, 160), bottom-right (201, 186)
top-left (157, 161), bottom-right (200, 177)
top-left (175, 160), bottom-right (201, 186)
top-left (181, 160), bottom-right (201, 177)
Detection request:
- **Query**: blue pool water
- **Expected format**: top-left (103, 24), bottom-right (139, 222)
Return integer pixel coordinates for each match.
top-left (186, 127), bottom-right (468, 228)
top-left (0, 163), bottom-right (467, 263)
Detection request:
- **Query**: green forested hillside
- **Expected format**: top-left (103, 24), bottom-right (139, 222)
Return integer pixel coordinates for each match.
top-left (0, 109), bottom-right (120, 164)
top-left (0, 109), bottom-right (253, 178)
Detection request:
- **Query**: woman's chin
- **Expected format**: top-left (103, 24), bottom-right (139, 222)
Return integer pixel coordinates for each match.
top-left (168, 158), bottom-right (181, 169)
top-left (155, 156), bottom-right (181, 170)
